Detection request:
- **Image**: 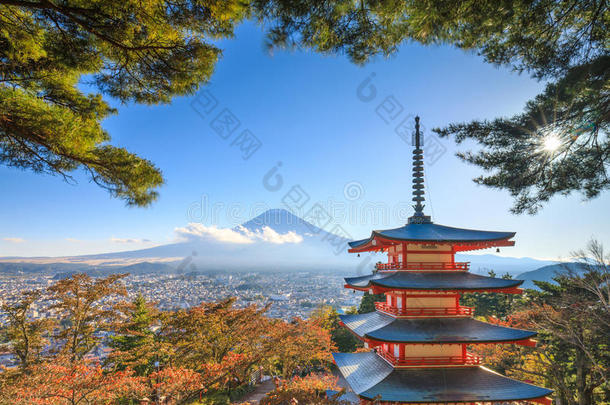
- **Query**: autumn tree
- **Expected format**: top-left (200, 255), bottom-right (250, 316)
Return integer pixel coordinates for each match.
top-left (259, 373), bottom-right (345, 405)
top-left (268, 317), bottom-right (335, 379)
top-left (3, 355), bottom-right (145, 405)
top-left (145, 366), bottom-right (205, 405)
top-left (47, 273), bottom-right (127, 360)
top-left (523, 241), bottom-right (609, 404)
top-left (161, 298), bottom-right (275, 390)
top-left (0, 290), bottom-right (54, 368)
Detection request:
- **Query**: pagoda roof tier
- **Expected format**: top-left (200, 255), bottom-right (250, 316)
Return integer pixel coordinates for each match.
top-left (333, 351), bottom-right (552, 403)
top-left (325, 390), bottom-right (360, 404)
top-left (345, 271), bottom-right (523, 293)
top-left (339, 312), bottom-right (536, 344)
top-left (348, 222), bottom-right (515, 253)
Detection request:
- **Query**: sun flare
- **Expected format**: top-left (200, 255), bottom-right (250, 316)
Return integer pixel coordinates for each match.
top-left (542, 133), bottom-right (562, 152)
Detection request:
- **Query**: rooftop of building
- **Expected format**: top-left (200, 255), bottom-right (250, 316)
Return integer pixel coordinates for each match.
top-left (333, 351), bottom-right (552, 403)
top-left (339, 311), bottom-right (536, 343)
top-left (345, 271), bottom-right (523, 292)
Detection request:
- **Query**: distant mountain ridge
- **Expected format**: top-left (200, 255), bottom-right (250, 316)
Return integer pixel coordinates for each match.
top-left (458, 254), bottom-right (557, 276)
top-left (239, 208), bottom-right (329, 235)
top-left (0, 209), bottom-right (562, 276)
top-left (516, 263), bottom-right (585, 289)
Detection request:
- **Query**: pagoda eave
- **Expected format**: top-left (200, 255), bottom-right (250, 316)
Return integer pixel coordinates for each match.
top-left (347, 223), bottom-right (516, 254)
top-left (368, 286), bottom-right (524, 295)
top-left (349, 238), bottom-right (515, 254)
top-left (344, 284), bottom-right (524, 295)
top-left (453, 239), bottom-right (516, 252)
top-left (333, 352), bottom-right (553, 404)
top-left (344, 271), bottom-right (525, 294)
top-left (362, 336), bottom-right (537, 347)
top-left (339, 313), bottom-right (537, 345)
top-left (339, 330), bottom-right (537, 349)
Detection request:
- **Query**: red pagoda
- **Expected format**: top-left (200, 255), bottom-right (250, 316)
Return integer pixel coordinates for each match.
top-left (331, 117), bottom-right (553, 404)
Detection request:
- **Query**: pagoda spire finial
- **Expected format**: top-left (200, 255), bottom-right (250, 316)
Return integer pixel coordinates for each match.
top-left (408, 116), bottom-right (432, 224)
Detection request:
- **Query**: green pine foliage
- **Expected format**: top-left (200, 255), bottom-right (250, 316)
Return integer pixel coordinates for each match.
top-left (436, 56), bottom-right (609, 214)
top-left (525, 265), bottom-right (610, 404)
top-left (0, 0), bottom-right (249, 206)
top-left (108, 294), bottom-right (159, 376)
top-left (310, 305), bottom-right (361, 353)
top-left (251, 0), bottom-right (609, 212)
top-left (3, 1), bottom-right (607, 209)
top-left (357, 292), bottom-right (385, 314)
top-left (460, 270), bottom-right (522, 318)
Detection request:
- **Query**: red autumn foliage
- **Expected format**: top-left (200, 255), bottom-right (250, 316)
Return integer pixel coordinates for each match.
top-left (4, 356), bottom-right (145, 405)
top-left (259, 373), bottom-right (342, 405)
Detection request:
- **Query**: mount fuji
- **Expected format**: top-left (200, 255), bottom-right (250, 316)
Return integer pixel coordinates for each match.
top-left (0, 209), bottom-right (558, 275)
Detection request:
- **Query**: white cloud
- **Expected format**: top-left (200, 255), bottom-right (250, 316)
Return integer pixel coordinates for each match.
top-left (3, 237), bottom-right (25, 243)
top-left (110, 237), bottom-right (153, 244)
top-left (174, 223), bottom-right (303, 245)
top-left (242, 226), bottom-right (303, 244)
top-left (175, 224), bottom-right (253, 244)
top-left (65, 238), bottom-right (81, 243)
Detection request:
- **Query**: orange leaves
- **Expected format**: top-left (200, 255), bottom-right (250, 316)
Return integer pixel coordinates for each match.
top-left (267, 318), bottom-right (335, 378)
top-left (162, 298), bottom-right (274, 386)
top-left (2, 274), bottom-right (339, 404)
top-left (279, 373), bottom-right (339, 392)
top-left (259, 373), bottom-right (340, 405)
top-left (48, 274), bottom-right (128, 359)
top-left (5, 358), bottom-right (215, 405)
top-left (6, 356), bottom-right (145, 405)
top-left (148, 366), bottom-right (203, 403)
top-left (1, 289), bottom-right (54, 368)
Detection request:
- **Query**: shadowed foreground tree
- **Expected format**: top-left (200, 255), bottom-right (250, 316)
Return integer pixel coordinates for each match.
top-left (436, 57), bottom-right (609, 214)
top-left (252, 0), bottom-right (609, 213)
top-left (476, 240), bottom-right (610, 405)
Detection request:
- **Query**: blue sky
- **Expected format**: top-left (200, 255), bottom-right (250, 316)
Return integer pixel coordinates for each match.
top-left (1, 22), bottom-right (608, 259)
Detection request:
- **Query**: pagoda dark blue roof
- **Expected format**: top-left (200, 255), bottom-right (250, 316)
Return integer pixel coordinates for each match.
top-left (333, 351), bottom-right (552, 403)
top-left (345, 271), bottom-right (523, 291)
top-left (325, 390), bottom-right (360, 404)
top-left (348, 222), bottom-right (515, 247)
top-left (339, 312), bottom-right (536, 343)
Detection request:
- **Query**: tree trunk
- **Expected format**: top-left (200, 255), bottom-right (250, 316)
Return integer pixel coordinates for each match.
top-left (575, 345), bottom-right (589, 405)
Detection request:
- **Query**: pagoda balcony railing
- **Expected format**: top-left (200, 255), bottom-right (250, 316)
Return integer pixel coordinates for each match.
top-left (375, 261), bottom-right (470, 271)
top-left (376, 349), bottom-right (482, 367)
top-left (375, 302), bottom-right (475, 317)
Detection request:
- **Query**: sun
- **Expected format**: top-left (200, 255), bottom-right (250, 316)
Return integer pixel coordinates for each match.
top-left (542, 133), bottom-right (562, 152)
